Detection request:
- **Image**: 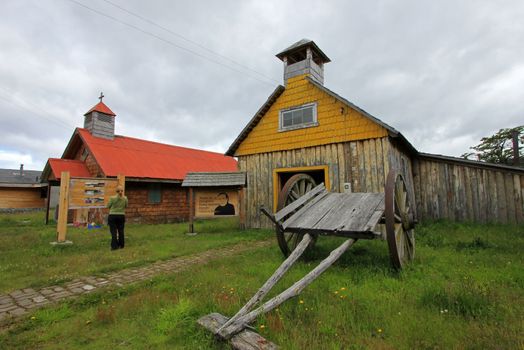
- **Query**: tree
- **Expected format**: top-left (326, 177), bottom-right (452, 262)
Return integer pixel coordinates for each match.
top-left (462, 125), bottom-right (523, 166)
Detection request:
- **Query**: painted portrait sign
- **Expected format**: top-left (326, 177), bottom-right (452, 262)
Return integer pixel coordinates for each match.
top-left (194, 189), bottom-right (239, 218)
top-left (68, 178), bottom-right (120, 209)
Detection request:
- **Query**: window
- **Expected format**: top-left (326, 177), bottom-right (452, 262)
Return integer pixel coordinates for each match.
top-left (279, 103), bottom-right (318, 131)
top-left (148, 183), bottom-right (162, 203)
top-left (98, 114), bottom-right (112, 123)
top-left (80, 148), bottom-right (88, 161)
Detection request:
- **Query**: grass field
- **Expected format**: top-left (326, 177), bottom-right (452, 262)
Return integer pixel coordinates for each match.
top-left (0, 211), bottom-right (270, 293)
top-left (1, 212), bottom-right (523, 349)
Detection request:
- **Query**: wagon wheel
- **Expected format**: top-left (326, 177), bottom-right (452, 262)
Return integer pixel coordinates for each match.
top-left (385, 170), bottom-right (415, 269)
top-left (276, 173), bottom-right (317, 256)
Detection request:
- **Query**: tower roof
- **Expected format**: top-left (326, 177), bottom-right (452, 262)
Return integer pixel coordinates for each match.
top-left (276, 39), bottom-right (331, 63)
top-left (84, 101), bottom-right (116, 116)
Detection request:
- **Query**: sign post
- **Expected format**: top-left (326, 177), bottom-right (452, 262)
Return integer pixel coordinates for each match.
top-left (52, 173), bottom-right (125, 245)
top-left (55, 171), bottom-right (71, 244)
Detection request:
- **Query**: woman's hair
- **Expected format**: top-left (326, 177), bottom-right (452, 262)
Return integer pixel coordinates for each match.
top-left (217, 192), bottom-right (229, 201)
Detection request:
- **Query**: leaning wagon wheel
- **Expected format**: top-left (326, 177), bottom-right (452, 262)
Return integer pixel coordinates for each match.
top-left (385, 170), bottom-right (415, 269)
top-left (276, 173), bottom-right (317, 256)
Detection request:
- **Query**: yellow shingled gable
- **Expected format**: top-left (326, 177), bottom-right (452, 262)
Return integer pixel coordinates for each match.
top-left (235, 74), bottom-right (389, 156)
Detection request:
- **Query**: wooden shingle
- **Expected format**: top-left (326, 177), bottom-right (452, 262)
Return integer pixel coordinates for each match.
top-left (182, 172), bottom-right (246, 187)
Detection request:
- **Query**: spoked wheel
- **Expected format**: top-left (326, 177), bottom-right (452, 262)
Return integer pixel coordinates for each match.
top-left (385, 170), bottom-right (416, 269)
top-left (276, 173), bottom-right (317, 256)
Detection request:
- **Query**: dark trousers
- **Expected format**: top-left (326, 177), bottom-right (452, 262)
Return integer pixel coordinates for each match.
top-left (108, 214), bottom-right (125, 249)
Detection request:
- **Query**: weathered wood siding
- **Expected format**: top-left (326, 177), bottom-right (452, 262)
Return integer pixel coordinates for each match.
top-left (239, 137), bottom-right (402, 228)
top-left (235, 74), bottom-right (388, 156)
top-left (413, 157), bottom-right (524, 224)
top-left (0, 188), bottom-right (45, 209)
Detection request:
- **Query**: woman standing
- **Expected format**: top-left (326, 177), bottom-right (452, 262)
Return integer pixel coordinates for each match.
top-left (107, 185), bottom-right (128, 250)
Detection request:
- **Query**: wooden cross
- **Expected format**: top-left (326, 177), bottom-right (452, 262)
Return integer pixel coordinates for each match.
top-left (98, 92), bottom-right (104, 102)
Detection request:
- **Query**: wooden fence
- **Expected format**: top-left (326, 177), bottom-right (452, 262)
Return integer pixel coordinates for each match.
top-left (413, 154), bottom-right (524, 224)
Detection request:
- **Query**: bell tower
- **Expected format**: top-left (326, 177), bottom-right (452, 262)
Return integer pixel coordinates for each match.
top-left (83, 92), bottom-right (116, 140)
top-left (276, 39), bottom-right (331, 86)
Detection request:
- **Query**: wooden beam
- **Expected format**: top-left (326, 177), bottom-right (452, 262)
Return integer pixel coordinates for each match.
top-left (198, 313), bottom-right (277, 350)
top-left (45, 184), bottom-right (51, 225)
top-left (219, 238), bottom-right (356, 339)
top-left (188, 187), bottom-right (194, 233)
top-left (218, 234), bottom-right (313, 337)
top-left (239, 187), bottom-right (246, 230)
top-left (56, 171), bottom-right (70, 242)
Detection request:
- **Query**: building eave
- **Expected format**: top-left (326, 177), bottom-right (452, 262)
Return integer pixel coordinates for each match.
top-left (417, 152), bottom-right (524, 173)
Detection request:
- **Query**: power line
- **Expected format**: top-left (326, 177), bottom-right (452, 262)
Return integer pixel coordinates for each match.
top-left (0, 89), bottom-right (74, 131)
top-left (66, 0), bottom-right (277, 87)
top-left (101, 0), bottom-right (280, 85)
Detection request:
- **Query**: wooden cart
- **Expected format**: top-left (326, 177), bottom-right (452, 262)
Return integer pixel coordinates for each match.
top-left (198, 170), bottom-right (416, 349)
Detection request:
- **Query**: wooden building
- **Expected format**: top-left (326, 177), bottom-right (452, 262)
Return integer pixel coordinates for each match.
top-left (226, 39), bottom-right (523, 228)
top-left (41, 98), bottom-right (237, 224)
top-left (0, 165), bottom-right (47, 211)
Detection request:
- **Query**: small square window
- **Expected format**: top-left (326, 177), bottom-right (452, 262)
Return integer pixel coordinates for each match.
top-left (279, 103), bottom-right (318, 131)
top-left (148, 183), bottom-right (162, 203)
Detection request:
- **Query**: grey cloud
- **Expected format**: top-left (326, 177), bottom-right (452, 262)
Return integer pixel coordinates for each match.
top-left (1, 0), bottom-right (523, 171)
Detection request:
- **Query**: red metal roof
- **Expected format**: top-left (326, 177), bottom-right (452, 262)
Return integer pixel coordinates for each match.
top-left (77, 128), bottom-right (237, 180)
top-left (84, 102), bottom-right (116, 116)
top-left (48, 158), bottom-right (91, 180)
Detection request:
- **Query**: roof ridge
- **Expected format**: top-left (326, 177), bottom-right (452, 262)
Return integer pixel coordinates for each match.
top-left (78, 128), bottom-right (230, 157)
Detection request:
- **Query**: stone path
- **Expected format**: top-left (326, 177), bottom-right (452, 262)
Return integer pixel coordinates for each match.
top-left (0, 239), bottom-right (272, 325)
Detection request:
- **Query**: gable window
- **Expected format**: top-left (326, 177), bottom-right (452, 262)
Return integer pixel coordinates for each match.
top-left (148, 183), bottom-right (162, 204)
top-left (80, 148), bottom-right (88, 161)
top-left (279, 103), bottom-right (318, 131)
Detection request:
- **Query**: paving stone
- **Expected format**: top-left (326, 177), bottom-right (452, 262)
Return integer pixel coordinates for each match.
top-left (33, 296), bottom-right (47, 303)
top-left (0, 239), bottom-right (272, 324)
top-left (0, 297), bottom-right (12, 305)
top-left (9, 290), bottom-right (23, 297)
top-left (82, 285), bottom-right (95, 291)
top-left (8, 308), bottom-right (27, 317)
top-left (66, 282), bottom-right (84, 288)
top-left (49, 292), bottom-right (71, 300)
top-left (16, 299), bottom-right (34, 307)
top-left (0, 304), bottom-right (17, 312)
top-left (16, 293), bottom-right (38, 300)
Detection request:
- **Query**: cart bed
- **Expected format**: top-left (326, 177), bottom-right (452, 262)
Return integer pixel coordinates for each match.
top-left (279, 187), bottom-right (385, 239)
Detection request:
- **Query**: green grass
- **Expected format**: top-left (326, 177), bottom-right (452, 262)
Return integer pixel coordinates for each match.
top-left (0, 211), bottom-right (271, 293)
top-left (1, 218), bottom-right (523, 349)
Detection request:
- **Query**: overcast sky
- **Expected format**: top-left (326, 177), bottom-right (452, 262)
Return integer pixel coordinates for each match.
top-left (1, 0), bottom-right (523, 170)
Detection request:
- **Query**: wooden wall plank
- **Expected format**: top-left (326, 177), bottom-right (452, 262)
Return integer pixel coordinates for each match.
top-left (505, 172), bottom-right (516, 224)
top-left (496, 172), bottom-right (507, 223)
top-left (464, 167), bottom-right (474, 221)
top-left (337, 143), bottom-right (346, 191)
top-left (514, 174), bottom-right (523, 224)
top-left (470, 168), bottom-right (480, 222)
top-left (376, 138), bottom-right (385, 192)
top-left (368, 139), bottom-right (378, 193)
